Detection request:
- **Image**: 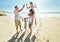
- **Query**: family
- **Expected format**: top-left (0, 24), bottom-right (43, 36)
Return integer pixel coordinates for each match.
top-left (14, 2), bottom-right (37, 34)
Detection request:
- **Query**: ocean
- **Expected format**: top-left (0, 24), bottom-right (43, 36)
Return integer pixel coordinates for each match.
top-left (7, 12), bottom-right (60, 18)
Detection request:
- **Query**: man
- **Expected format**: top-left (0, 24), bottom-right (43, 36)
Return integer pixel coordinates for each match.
top-left (14, 5), bottom-right (25, 34)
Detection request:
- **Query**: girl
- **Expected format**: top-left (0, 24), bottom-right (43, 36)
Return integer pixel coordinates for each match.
top-left (23, 18), bottom-right (28, 32)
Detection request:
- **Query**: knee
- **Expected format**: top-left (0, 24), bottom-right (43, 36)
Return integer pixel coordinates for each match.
top-left (16, 26), bottom-right (18, 28)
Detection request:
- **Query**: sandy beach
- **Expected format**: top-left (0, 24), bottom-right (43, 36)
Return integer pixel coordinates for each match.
top-left (0, 15), bottom-right (60, 42)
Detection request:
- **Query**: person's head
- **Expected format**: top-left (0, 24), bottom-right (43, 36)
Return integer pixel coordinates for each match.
top-left (29, 9), bottom-right (34, 15)
top-left (28, 9), bottom-right (34, 16)
top-left (30, 2), bottom-right (33, 6)
top-left (15, 6), bottom-right (19, 10)
top-left (24, 18), bottom-right (27, 22)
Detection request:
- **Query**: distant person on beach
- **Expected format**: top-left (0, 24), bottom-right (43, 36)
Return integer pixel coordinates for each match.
top-left (28, 9), bottom-right (34, 34)
top-left (26, 2), bottom-right (37, 25)
top-left (14, 5), bottom-right (25, 34)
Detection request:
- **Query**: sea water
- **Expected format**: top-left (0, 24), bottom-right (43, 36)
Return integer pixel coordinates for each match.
top-left (7, 12), bottom-right (60, 18)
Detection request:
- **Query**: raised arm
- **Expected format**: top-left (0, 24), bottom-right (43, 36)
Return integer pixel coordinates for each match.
top-left (18, 4), bottom-right (25, 12)
top-left (34, 3), bottom-right (37, 8)
top-left (26, 4), bottom-right (30, 9)
top-left (20, 16), bottom-right (23, 19)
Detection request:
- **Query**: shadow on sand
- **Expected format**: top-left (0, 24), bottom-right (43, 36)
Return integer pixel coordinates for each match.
top-left (16, 31), bottom-right (25, 42)
top-left (7, 31), bottom-right (25, 42)
top-left (24, 33), bottom-right (36, 42)
top-left (31, 35), bottom-right (36, 42)
top-left (7, 31), bottom-right (20, 42)
top-left (8, 31), bottom-right (36, 42)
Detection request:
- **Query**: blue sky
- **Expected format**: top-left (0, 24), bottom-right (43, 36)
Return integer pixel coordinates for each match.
top-left (0, 0), bottom-right (60, 12)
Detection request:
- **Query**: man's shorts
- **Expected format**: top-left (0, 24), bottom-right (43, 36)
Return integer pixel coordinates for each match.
top-left (15, 20), bottom-right (21, 26)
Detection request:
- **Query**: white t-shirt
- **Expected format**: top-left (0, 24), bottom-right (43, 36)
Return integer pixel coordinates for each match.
top-left (14, 10), bottom-right (20, 20)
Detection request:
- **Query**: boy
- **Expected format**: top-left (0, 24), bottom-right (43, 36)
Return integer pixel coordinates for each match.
top-left (23, 18), bottom-right (28, 32)
top-left (14, 5), bottom-right (25, 34)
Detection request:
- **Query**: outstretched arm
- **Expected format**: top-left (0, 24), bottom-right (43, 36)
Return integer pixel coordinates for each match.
top-left (20, 16), bottom-right (23, 19)
top-left (20, 16), bottom-right (23, 21)
top-left (26, 4), bottom-right (30, 9)
top-left (18, 4), bottom-right (25, 12)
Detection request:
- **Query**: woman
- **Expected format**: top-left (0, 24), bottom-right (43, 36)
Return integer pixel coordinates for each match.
top-left (28, 9), bottom-right (35, 34)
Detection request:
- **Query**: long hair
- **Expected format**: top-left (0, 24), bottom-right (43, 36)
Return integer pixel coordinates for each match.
top-left (29, 9), bottom-right (34, 14)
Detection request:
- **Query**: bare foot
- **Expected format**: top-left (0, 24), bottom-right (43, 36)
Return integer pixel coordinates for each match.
top-left (16, 32), bottom-right (19, 35)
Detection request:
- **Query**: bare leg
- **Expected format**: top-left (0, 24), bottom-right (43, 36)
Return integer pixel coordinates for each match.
top-left (25, 28), bottom-right (27, 32)
top-left (35, 19), bottom-right (36, 25)
top-left (25, 29), bottom-right (26, 32)
top-left (30, 27), bottom-right (32, 34)
top-left (20, 25), bottom-right (22, 31)
top-left (29, 24), bottom-right (32, 34)
top-left (16, 26), bottom-right (18, 34)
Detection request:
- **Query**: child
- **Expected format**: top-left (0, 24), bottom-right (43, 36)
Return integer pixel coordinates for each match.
top-left (26, 2), bottom-right (37, 25)
top-left (23, 18), bottom-right (28, 32)
top-left (26, 2), bottom-right (37, 12)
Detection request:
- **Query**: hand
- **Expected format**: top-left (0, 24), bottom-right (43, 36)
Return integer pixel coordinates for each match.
top-left (34, 3), bottom-right (36, 5)
top-left (34, 3), bottom-right (37, 8)
top-left (26, 4), bottom-right (27, 6)
top-left (22, 18), bottom-right (23, 21)
top-left (23, 4), bottom-right (25, 8)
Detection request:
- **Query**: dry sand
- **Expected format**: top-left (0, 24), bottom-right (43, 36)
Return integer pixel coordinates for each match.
top-left (0, 16), bottom-right (60, 42)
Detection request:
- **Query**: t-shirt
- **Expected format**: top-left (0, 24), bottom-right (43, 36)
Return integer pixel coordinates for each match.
top-left (14, 10), bottom-right (20, 20)
top-left (30, 6), bottom-right (34, 11)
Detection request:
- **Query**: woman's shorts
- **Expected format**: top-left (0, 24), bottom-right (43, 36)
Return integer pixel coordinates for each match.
top-left (29, 21), bottom-right (32, 25)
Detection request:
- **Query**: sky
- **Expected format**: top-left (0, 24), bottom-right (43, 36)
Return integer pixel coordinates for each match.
top-left (0, 0), bottom-right (60, 12)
